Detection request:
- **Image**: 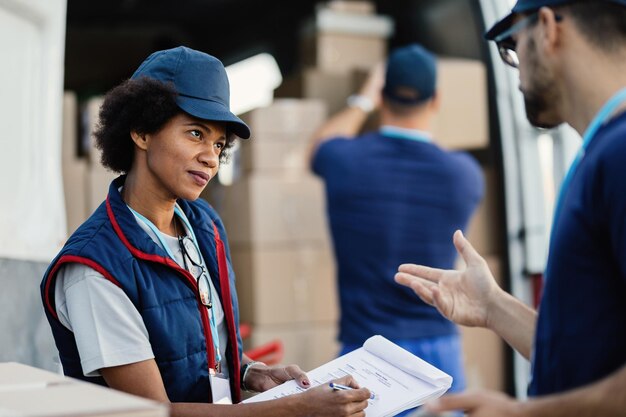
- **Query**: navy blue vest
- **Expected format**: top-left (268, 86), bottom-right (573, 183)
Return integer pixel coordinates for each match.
top-left (41, 176), bottom-right (243, 403)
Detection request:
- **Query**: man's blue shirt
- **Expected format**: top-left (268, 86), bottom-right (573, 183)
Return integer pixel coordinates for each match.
top-left (312, 131), bottom-right (484, 345)
top-left (530, 113), bottom-right (626, 395)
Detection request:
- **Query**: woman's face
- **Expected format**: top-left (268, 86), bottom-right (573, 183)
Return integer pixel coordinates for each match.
top-left (141, 113), bottom-right (227, 201)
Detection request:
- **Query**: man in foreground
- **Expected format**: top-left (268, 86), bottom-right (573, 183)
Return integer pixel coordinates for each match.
top-left (396, 0), bottom-right (626, 415)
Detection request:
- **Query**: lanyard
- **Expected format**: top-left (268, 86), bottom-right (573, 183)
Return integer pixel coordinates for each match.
top-left (551, 88), bottom-right (626, 233)
top-left (380, 125), bottom-right (432, 143)
top-left (127, 204), bottom-right (222, 365)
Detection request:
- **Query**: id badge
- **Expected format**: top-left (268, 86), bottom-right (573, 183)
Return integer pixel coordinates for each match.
top-left (209, 369), bottom-right (232, 404)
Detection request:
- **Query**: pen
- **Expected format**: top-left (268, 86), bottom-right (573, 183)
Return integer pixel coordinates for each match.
top-left (329, 382), bottom-right (376, 399)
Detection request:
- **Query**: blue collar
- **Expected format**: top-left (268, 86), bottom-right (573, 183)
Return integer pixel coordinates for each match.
top-left (380, 125), bottom-right (432, 143)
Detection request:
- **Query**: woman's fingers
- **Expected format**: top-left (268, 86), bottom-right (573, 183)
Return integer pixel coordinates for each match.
top-left (271, 364), bottom-right (310, 387)
top-left (284, 364), bottom-right (310, 388)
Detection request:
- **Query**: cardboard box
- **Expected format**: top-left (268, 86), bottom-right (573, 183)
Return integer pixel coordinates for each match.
top-left (62, 91), bottom-right (89, 235)
top-left (62, 92), bottom-right (79, 162)
top-left (240, 99), bottom-right (327, 135)
top-left (300, 7), bottom-right (393, 73)
top-left (245, 323), bottom-right (339, 372)
top-left (432, 59), bottom-right (488, 150)
top-left (238, 133), bottom-right (311, 173)
top-left (82, 96), bottom-right (105, 162)
top-left (231, 243), bottom-right (338, 326)
top-left (87, 169), bottom-right (117, 213)
top-left (237, 99), bottom-right (328, 173)
top-left (275, 69), bottom-right (357, 115)
top-left (461, 326), bottom-right (505, 391)
top-left (301, 32), bottom-right (387, 74)
top-left (0, 362), bottom-right (168, 417)
top-left (465, 168), bottom-right (502, 256)
top-left (327, 0), bottom-right (375, 14)
top-left (62, 158), bottom-right (89, 236)
top-left (460, 256), bottom-right (506, 391)
top-left (220, 173), bottom-right (329, 245)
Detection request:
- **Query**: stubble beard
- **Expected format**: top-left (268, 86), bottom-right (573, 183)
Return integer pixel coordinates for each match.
top-left (522, 38), bottom-right (563, 129)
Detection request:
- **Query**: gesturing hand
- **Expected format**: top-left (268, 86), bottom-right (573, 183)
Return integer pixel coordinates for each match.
top-left (395, 230), bottom-right (503, 328)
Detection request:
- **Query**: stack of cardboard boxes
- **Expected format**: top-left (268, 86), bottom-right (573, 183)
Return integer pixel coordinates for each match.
top-left (219, 1), bottom-right (395, 371)
top-left (275, 0), bottom-right (393, 114)
top-left (219, 100), bottom-right (339, 371)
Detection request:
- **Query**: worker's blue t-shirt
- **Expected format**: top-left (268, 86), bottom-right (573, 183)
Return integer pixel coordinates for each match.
top-left (312, 131), bottom-right (484, 345)
top-left (530, 113), bottom-right (626, 396)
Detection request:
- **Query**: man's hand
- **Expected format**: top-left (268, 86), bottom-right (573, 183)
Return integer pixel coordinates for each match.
top-left (423, 391), bottom-right (525, 417)
top-left (395, 229), bottom-right (537, 358)
top-left (243, 363), bottom-right (310, 392)
top-left (395, 230), bottom-right (502, 328)
top-left (358, 62), bottom-right (385, 110)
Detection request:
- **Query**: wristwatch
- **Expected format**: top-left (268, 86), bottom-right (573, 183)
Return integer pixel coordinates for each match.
top-left (347, 94), bottom-right (375, 113)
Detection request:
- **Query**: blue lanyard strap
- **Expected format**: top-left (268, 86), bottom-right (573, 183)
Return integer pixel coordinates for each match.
top-left (173, 206), bottom-right (223, 365)
top-left (551, 88), bottom-right (626, 230)
top-left (380, 125), bottom-right (432, 143)
top-left (127, 204), bottom-right (222, 365)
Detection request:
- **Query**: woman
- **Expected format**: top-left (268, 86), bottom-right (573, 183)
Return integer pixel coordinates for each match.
top-left (41, 46), bottom-right (369, 416)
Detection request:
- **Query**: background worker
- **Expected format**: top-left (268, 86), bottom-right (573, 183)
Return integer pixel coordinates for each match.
top-left (308, 44), bottom-right (484, 415)
top-left (396, 0), bottom-right (626, 415)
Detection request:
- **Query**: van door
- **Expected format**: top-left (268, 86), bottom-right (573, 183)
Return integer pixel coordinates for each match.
top-left (0, 0), bottom-right (67, 371)
top-left (0, 0), bottom-right (68, 261)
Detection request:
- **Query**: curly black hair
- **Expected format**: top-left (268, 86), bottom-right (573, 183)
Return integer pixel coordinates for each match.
top-left (94, 77), bottom-right (235, 173)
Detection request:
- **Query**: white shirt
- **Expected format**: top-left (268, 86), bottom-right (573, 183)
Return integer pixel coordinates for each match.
top-left (55, 208), bottom-right (229, 377)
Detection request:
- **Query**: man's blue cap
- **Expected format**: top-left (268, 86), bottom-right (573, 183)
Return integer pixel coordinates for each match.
top-left (382, 44), bottom-right (437, 105)
top-left (132, 46), bottom-right (250, 139)
top-left (485, 0), bottom-right (626, 40)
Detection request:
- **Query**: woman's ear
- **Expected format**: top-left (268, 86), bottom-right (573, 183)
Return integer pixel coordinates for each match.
top-left (130, 131), bottom-right (149, 150)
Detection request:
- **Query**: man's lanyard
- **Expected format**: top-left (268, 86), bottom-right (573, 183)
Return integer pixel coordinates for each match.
top-left (380, 125), bottom-right (432, 143)
top-left (550, 88), bottom-right (626, 235)
top-left (127, 203), bottom-right (222, 365)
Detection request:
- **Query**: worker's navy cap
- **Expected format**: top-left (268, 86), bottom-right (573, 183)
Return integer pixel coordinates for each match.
top-left (382, 44), bottom-right (437, 105)
top-left (132, 46), bottom-right (250, 139)
top-left (485, 0), bottom-right (626, 40)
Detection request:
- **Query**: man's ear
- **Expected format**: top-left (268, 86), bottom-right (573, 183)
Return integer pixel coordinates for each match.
top-left (537, 6), bottom-right (561, 55)
top-left (429, 91), bottom-right (441, 113)
top-left (130, 131), bottom-right (149, 150)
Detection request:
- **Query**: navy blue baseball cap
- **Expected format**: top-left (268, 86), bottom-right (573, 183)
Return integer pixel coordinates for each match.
top-left (132, 46), bottom-right (250, 139)
top-left (382, 44), bottom-right (437, 105)
top-left (486, 0), bottom-right (626, 40)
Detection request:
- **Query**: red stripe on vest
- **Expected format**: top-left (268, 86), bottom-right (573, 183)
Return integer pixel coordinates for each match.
top-left (213, 223), bottom-right (242, 402)
top-left (44, 255), bottom-right (122, 320)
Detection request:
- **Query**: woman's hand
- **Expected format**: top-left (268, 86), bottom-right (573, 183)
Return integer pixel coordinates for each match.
top-left (297, 375), bottom-right (371, 417)
top-left (243, 363), bottom-right (310, 392)
top-left (395, 230), bottom-right (504, 329)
